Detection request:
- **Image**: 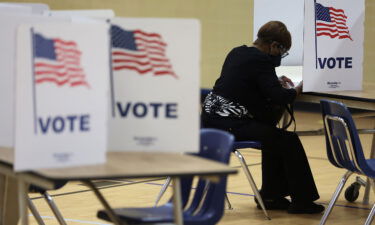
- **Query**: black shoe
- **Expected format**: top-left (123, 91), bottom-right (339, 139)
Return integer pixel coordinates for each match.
top-left (254, 196), bottom-right (291, 210)
top-left (287, 202), bottom-right (325, 214)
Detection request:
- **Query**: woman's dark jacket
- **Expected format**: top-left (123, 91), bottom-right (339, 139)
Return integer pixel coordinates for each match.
top-left (210, 45), bottom-right (297, 122)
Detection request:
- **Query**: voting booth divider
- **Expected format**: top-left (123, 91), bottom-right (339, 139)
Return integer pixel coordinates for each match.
top-left (254, 0), bottom-right (365, 92)
top-left (303, 0), bottom-right (365, 92)
top-left (14, 23), bottom-right (110, 171)
top-left (0, 4), bottom-right (201, 171)
top-left (108, 18), bottom-right (200, 152)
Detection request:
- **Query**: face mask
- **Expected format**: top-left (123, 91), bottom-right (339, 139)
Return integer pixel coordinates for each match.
top-left (269, 54), bottom-right (282, 67)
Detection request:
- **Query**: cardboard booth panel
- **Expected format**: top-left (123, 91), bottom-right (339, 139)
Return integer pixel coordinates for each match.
top-left (108, 18), bottom-right (200, 153)
top-left (15, 23), bottom-right (110, 171)
top-left (253, 0), bottom-right (304, 66)
top-left (0, 14), bottom-right (69, 148)
top-left (303, 0), bottom-right (365, 92)
top-left (0, 3), bottom-right (32, 14)
top-left (46, 9), bottom-right (115, 19)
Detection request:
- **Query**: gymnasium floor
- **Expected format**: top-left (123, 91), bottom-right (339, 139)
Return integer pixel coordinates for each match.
top-left (28, 104), bottom-right (375, 225)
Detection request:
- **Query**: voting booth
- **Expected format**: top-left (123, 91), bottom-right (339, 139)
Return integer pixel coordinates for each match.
top-left (254, 0), bottom-right (365, 92)
top-left (0, 5), bottom-right (201, 170)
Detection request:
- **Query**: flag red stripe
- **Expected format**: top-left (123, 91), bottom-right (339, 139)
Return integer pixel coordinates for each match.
top-left (147, 50), bottom-right (166, 57)
top-left (113, 59), bottom-right (151, 66)
top-left (330, 12), bottom-right (347, 19)
top-left (57, 55), bottom-right (81, 62)
top-left (134, 37), bottom-right (166, 47)
top-left (152, 64), bottom-right (172, 69)
top-left (329, 7), bottom-right (345, 14)
top-left (154, 71), bottom-right (177, 78)
top-left (317, 32), bottom-right (343, 38)
top-left (35, 69), bottom-right (85, 77)
top-left (35, 63), bottom-right (64, 69)
top-left (113, 65), bottom-right (153, 73)
top-left (316, 27), bottom-right (349, 34)
top-left (55, 46), bottom-right (81, 55)
top-left (112, 51), bottom-right (147, 58)
top-left (316, 22), bottom-right (349, 30)
top-left (134, 30), bottom-right (162, 38)
top-left (36, 78), bottom-right (69, 85)
top-left (53, 38), bottom-right (77, 47)
top-left (70, 80), bottom-right (90, 87)
top-left (36, 77), bottom-right (89, 87)
top-left (35, 63), bottom-right (82, 72)
top-left (137, 43), bottom-right (165, 53)
top-left (338, 35), bottom-right (352, 39)
top-left (331, 17), bottom-right (346, 23)
top-left (150, 56), bottom-right (170, 62)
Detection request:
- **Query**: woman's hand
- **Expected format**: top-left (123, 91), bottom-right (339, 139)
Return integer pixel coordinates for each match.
top-left (279, 75), bottom-right (294, 89)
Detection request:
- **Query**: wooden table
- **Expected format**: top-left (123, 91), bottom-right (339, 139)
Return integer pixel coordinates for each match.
top-left (0, 147), bottom-right (237, 225)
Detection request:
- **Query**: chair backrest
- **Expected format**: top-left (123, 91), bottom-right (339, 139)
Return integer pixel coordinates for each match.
top-left (182, 128), bottom-right (234, 225)
top-left (320, 100), bottom-right (371, 175)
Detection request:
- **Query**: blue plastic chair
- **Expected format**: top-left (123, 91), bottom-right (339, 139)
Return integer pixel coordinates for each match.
top-left (319, 100), bottom-right (375, 225)
top-left (97, 128), bottom-right (235, 225)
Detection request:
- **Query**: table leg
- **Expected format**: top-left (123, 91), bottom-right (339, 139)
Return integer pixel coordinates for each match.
top-left (82, 180), bottom-right (125, 225)
top-left (18, 179), bottom-right (28, 225)
top-left (0, 175), bottom-right (20, 225)
top-left (0, 175), bottom-right (6, 225)
top-left (172, 177), bottom-right (183, 225)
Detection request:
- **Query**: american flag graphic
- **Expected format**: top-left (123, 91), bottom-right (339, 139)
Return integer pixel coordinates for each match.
top-left (33, 33), bottom-right (90, 88)
top-left (111, 25), bottom-right (177, 78)
top-left (316, 3), bottom-right (352, 40)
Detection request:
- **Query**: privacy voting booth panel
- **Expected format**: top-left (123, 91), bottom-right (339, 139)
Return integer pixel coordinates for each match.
top-left (303, 0), bottom-right (365, 92)
top-left (253, 0), bottom-right (304, 66)
top-left (0, 14), bottom-right (69, 148)
top-left (254, 0), bottom-right (365, 92)
top-left (108, 18), bottom-right (201, 153)
top-left (14, 22), bottom-right (110, 171)
top-left (46, 9), bottom-right (115, 19)
top-left (0, 3), bottom-right (49, 14)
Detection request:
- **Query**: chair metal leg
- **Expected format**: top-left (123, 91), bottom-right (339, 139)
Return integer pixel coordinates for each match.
top-left (364, 179), bottom-right (375, 225)
top-left (193, 181), bottom-right (210, 216)
top-left (27, 197), bottom-right (46, 225)
top-left (319, 170), bottom-right (353, 225)
top-left (234, 150), bottom-right (270, 220)
top-left (225, 193), bottom-right (233, 210)
top-left (364, 203), bottom-right (375, 225)
top-left (154, 177), bottom-right (172, 207)
top-left (363, 177), bottom-right (371, 205)
top-left (364, 130), bottom-right (375, 204)
top-left (42, 192), bottom-right (67, 225)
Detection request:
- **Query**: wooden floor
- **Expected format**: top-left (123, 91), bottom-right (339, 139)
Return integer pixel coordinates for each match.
top-left (28, 107), bottom-right (375, 225)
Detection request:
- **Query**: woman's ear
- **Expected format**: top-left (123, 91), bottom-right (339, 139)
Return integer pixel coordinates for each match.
top-left (270, 41), bottom-right (279, 49)
top-left (269, 41), bottom-right (280, 55)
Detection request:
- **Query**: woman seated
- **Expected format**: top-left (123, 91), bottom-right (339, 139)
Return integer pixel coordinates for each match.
top-left (202, 21), bottom-right (324, 214)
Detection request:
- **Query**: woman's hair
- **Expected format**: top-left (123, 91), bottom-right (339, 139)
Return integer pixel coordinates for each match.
top-left (254, 21), bottom-right (292, 50)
